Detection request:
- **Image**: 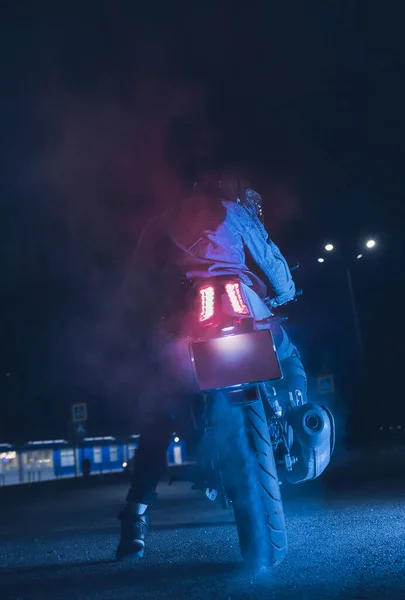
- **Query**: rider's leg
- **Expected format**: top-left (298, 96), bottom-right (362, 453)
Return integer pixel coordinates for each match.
top-left (116, 412), bottom-right (174, 561)
top-left (279, 349), bottom-right (308, 407)
top-left (270, 322), bottom-right (308, 407)
top-left (127, 412), bottom-right (174, 505)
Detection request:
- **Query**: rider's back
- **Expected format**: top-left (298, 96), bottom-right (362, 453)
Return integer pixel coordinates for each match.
top-left (137, 192), bottom-right (266, 295)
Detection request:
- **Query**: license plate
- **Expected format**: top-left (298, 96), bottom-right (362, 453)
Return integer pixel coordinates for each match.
top-left (190, 329), bottom-right (282, 391)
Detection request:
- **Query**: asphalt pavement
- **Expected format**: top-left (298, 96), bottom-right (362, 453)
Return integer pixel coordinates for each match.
top-left (0, 473), bottom-right (404, 600)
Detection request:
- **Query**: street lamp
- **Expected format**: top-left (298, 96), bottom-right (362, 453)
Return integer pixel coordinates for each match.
top-left (317, 237), bottom-right (379, 366)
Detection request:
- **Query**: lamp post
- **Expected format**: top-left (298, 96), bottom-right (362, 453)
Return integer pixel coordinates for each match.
top-left (346, 266), bottom-right (363, 360)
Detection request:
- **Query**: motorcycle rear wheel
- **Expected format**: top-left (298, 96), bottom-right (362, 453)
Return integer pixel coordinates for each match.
top-left (231, 399), bottom-right (287, 567)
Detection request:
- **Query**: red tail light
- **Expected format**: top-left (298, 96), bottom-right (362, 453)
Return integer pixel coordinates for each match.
top-left (199, 286), bottom-right (215, 322)
top-left (225, 282), bottom-right (250, 315)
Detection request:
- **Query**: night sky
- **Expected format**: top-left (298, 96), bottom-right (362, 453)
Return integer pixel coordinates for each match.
top-left (1, 3), bottom-right (404, 441)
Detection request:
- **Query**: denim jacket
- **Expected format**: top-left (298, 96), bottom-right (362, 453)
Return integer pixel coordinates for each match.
top-left (137, 198), bottom-right (296, 307)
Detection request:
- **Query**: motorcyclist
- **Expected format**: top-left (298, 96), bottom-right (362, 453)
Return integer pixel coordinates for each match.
top-left (116, 177), bottom-right (307, 562)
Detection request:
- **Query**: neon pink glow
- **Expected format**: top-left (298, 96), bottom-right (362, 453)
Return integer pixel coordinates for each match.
top-left (199, 286), bottom-right (215, 322)
top-left (225, 282), bottom-right (250, 315)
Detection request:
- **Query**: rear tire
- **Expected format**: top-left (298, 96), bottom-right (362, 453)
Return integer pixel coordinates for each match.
top-left (213, 392), bottom-right (287, 568)
top-left (233, 400), bottom-right (287, 566)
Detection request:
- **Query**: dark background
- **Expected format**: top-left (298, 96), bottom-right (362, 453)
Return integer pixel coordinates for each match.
top-left (1, 2), bottom-right (404, 442)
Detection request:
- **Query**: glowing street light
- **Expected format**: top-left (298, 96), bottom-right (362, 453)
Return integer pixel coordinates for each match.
top-left (174, 436), bottom-right (180, 443)
top-left (315, 235), bottom-right (380, 371)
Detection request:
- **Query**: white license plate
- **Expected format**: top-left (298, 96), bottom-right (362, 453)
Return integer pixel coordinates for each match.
top-left (190, 329), bottom-right (282, 391)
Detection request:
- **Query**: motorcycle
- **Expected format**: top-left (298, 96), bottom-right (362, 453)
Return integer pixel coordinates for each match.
top-left (163, 275), bottom-right (335, 568)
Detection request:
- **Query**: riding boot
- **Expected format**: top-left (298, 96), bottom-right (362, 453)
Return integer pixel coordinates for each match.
top-left (116, 503), bottom-right (150, 561)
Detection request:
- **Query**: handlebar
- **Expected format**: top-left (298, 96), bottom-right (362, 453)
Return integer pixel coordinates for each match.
top-left (264, 288), bottom-right (303, 309)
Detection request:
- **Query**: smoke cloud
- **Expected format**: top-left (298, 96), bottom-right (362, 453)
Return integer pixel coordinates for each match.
top-left (3, 43), bottom-right (210, 436)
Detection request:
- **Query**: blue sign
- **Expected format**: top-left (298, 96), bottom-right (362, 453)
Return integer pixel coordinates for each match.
top-left (72, 403), bottom-right (88, 422)
top-left (74, 423), bottom-right (86, 437)
top-left (317, 375), bottom-right (335, 394)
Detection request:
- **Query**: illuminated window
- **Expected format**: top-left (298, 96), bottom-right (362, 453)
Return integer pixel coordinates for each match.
top-left (128, 444), bottom-right (136, 458)
top-left (0, 451), bottom-right (18, 469)
top-left (37, 450), bottom-right (52, 466)
top-left (93, 447), bottom-right (102, 463)
top-left (109, 445), bottom-right (118, 462)
top-left (60, 449), bottom-right (74, 467)
top-left (0, 451), bottom-right (16, 460)
top-left (25, 450), bottom-right (53, 467)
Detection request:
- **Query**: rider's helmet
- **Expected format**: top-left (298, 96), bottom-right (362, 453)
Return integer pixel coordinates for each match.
top-left (193, 169), bottom-right (264, 223)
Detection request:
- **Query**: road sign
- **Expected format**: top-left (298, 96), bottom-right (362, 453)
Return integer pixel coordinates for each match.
top-left (317, 375), bottom-right (335, 394)
top-left (67, 420), bottom-right (87, 439)
top-left (72, 403), bottom-right (88, 423)
top-left (74, 423), bottom-right (86, 438)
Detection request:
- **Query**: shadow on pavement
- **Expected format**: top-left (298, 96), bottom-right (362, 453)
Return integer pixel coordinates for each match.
top-left (3, 559), bottom-right (403, 600)
top-left (0, 519), bottom-right (236, 543)
top-left (152, 519), bottom-right (234, 531)
top-left (1, 558), bottom-right (114, 577)
top-left (1, 559), bottom-right (241, 598)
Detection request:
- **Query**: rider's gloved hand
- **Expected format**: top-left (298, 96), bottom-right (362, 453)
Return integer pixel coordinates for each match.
top-left (268, 288), bottom-right (301, 308)
top-left (268, 296), bottom-right (288, 309)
